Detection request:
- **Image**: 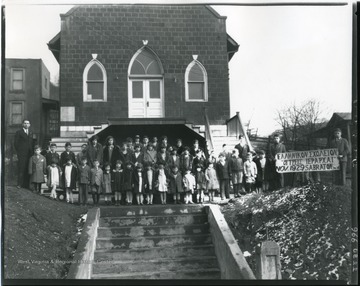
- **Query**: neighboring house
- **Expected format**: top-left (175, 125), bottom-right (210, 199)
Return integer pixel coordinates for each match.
top-left (4, 59), bottom-right (60, 157)
top-left (48, 5), bottom-right (244, 154)
top-left (311, 112), bottom-right (352, 149)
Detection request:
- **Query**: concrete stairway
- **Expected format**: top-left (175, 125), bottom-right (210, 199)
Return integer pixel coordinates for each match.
top-left (49, 137), bottom-right (89, 155)
top-left (91, 205), bottom-right (221, 279)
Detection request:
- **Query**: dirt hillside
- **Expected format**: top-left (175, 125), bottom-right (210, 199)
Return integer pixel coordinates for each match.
top-left (221, 183), bottom-right (352, 282)
top-left (4, 186), bottom-right (88, 279)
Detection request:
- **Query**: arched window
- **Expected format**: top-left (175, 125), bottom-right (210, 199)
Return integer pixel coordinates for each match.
top-left (83, 59), bottom-right (107, 102)
top-left (128, 47), bottom-right (164, 118)
top-left (185, 60), bottom-right (208, 102)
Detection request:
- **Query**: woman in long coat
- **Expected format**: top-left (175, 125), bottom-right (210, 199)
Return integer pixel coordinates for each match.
top-left (103, 136), bottom-right (121, 170)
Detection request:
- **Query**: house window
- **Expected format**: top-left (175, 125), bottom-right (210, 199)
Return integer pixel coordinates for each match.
top-left (10, 102), bottom-right (24, 125)
top-left (185, 60), bottom-right (208, 102)
top-left (11, 69), bottom-right (25, 91)
top-left (83, 59), bottom-right (107, 102)
top-left (44, 77), bottom-right (48, 89)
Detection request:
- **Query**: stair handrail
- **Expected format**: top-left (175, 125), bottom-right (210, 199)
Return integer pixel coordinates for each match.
top-left (204, 108), bottom-right (215, 155)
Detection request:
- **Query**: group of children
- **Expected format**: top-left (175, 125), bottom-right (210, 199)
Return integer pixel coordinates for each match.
top-left (27, 134), bottom-right (271, 205)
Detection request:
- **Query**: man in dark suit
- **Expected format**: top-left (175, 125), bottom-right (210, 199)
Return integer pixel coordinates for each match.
top-left (14, 119), bottom-right (34, 188)
top-left (328, 128), bottom-right (350, 185)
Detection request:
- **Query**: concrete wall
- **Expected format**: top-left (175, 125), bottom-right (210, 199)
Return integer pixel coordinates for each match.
top-left (67, 207), bottom-right (100, 279)
top-left (207, 205), bottom-right (256, 279)
top-left (59, 5), bottom-right (231, 126)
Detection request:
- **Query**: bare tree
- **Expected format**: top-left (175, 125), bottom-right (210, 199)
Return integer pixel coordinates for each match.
top-left (275, 99), bottom-right (326, 150)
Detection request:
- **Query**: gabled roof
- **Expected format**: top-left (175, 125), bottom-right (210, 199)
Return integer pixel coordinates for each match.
top-left (48, 5), bottom-right (239, 63)
top-left (47, 32), bottom-right (60, 63)
top-left (227, 33), bottom-right (239, 61)
top-left (310, 112), bottom-right (352, 138)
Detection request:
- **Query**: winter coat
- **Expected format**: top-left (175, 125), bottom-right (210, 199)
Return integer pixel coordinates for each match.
top-left (60, 151), bottom-right (76, 168)
top-left (46, 152), bottom-right (60, 166)
top-left (156, 152), bottom-right (170, 168)
top-left (205, 167), bottom-right (219, 190)
top-left (121, 168), bottom-right (133, 192)
top-left (328, 138), bottom-right (350, 162)
top-left (183, 173), bottom-right (196, 193)
top-left (77, 164), bottom-right (91, 185)
top-left (195, 171), bottom-right (206, 190)
top-left (229, 157), bottom-right (244, 173)
top-left (112, 169), bottom-right (123, 193)
top-left (87, 143), bottom-right (104, 167)
top-left (28, 154), bottom-right (47, 183)
top-left (244, 161), bottom-right (257, 183)
top-left (103, 145), bottom-right (121, 168)
top-left (61, 164), bottom-right (78, 189)
top-left (90, 167), bottom-right (103, 193)
top-left (254, 158), bottom-right (271, 182)
top-left (192, 156), bottom-right (206, 173)
top-left (216, 160), bottom-right (231, 180)
top-left (179, 154), bottom-right (193, 174)
top-left (269, 143), bottom-right (286, 161)
top-left (131, 151), bottom-right (145, 166)
top-left (234, 143), bottom-right (250, 161)
top-left (143, 149), bottom-right (157, 165)
top-left (168, 172), bottom-right (184, 194)
top-left (166, 155), bottom-right (180, 171)
top-left (118, 151), bottom-right (132, 165)
top-left (76, 151), bottom-right (87, 168)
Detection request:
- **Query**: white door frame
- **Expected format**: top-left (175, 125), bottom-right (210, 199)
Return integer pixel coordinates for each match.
top-left (128, 78), bottom-right (164, 118)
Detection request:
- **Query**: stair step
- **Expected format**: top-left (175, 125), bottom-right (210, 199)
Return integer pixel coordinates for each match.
top-left (92, 256), bottom-right (219, 274)
top-left (91, 268), bottom-right (221, 279)
top-left (50, 137), bottom-right (88, 142)
top-left (96, 233), bottom-right (212, 250)
top-left (97, 223), bottom-right (209, 238)
top-left (99, 205), bottom-right (205, 217)
top-left (99, 213), bottom-right (208, 227)
top-left (94, 244), bottom-right (216, 261)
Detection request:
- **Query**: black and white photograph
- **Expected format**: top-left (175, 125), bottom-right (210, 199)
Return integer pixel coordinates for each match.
top-left (1, 0), bottom-right (357, 284)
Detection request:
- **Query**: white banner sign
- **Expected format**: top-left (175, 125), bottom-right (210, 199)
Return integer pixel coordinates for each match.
top-left (275, 148), bottom-right (340, 173)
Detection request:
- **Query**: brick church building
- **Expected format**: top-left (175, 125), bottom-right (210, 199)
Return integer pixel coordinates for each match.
top-left (48, 4), bottom-right (247, 153)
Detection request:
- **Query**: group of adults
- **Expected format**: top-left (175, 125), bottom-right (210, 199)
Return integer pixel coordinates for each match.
top-left (13, 119), bottom-right (351, 190)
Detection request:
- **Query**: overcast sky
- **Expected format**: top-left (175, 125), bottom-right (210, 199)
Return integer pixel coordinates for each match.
top-left (4, 1), bottom-right (353, 136)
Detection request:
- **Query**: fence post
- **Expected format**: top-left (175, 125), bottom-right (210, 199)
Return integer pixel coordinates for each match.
top-left (256, 240), bottom-right (282, 279)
